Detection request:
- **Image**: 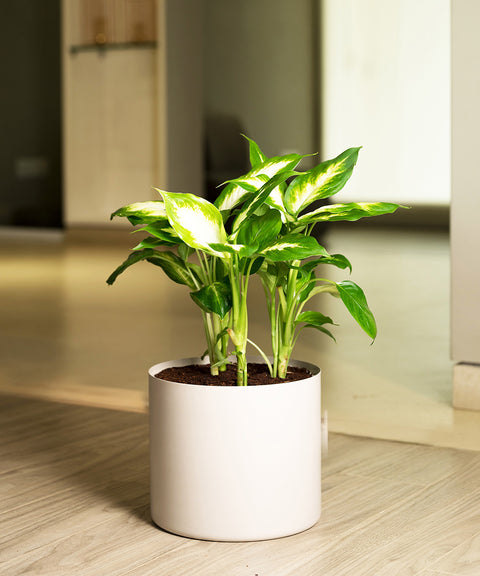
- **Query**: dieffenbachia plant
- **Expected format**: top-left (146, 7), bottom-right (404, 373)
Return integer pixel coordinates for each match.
top-left (106, 197), bottom-right (231, 375)
top-left (107, 136), bottom-right (405, 384)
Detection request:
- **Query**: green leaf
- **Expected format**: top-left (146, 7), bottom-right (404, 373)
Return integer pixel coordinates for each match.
top-left (133, 229), bottom-right (179, 247)
top-left (284, 148), bottom-right (361, 216)
top-left (178, 243), bottom-right (194, 261)
top-left (107, 249), bottom-right (196, 289)
top-left (295, 311), bottom-right (336, 327)
top-left (296, 277), bottom-right (316, 304)
top-left (110, 201), bottom-right (167, 223)
top-left (160, 191), bottom-right (227, 254)
top-left (301, 324), bottom-right (337, 342)
top-left (136, 221), bottom-right (180, 243)
top-left (236, 209), bottom-right (282, 252)
top-left (242, 134), bottom-right (268, 168)
top-left (107, 250), bottom-right (153, 285)
top-left (301, 254), bottom-right (352, 274)
top-left (262, 234), bottom-right (328, 262)
top-left (214, 154), bottom-right (305, 212)
top-left (248, 256), bottom-right (265, 275)
top-left (258, 261), bottom-right (279, 294)
top-left (336, 280), bottom-right (377, 340)
top-left (190, 280), bottom-right (232, 318)
top-left (132, 237), bottom-right (170, 251)
top-left (298, 202), bottom-right (404, 224)
top-left (147, 251), bottom-right (198, 288)
top-left (320, 254), bottom-right (352, 272)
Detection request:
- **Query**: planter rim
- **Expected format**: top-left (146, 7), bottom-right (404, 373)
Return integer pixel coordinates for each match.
top-left (149, 356), bottom-right (320, 389)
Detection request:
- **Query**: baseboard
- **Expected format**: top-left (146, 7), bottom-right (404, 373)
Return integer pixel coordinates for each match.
top-left (453, 363), bottom-right (480, 411)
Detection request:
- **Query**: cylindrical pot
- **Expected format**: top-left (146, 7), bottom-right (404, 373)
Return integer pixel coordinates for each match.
top-left (149, 357), bottom-right (321, 541)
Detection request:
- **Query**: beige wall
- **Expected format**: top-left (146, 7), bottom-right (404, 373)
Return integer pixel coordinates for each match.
top-left (451, 0), bottom-right (480, 364)
top-left (62, 0), bottom-right (203, 227)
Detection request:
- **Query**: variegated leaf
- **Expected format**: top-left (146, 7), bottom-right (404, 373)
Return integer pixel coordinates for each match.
top-left (298, 202), bottom-right (403, 224)
top-left (242, 134), bottom-right (268, 168)
top-left (214, 154), bottom-right (306, 212)
top-left (110, 201), bottom-right (167, 224)
top-left (265, 182), bottom-right (294, 221)
top-left (284, 147), bottom-right (361, 216)
top-left (160, 191), bottom-right (227, 253)
top-left (232, 171), bottom-right (298, 232)
top-left (261, 234), bottom-right (328, 262)
top-left (134, 222), bottom-right (180, 246)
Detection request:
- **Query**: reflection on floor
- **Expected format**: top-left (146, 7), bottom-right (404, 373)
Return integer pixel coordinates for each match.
top-left (1, 225), bottom-right (479, 450)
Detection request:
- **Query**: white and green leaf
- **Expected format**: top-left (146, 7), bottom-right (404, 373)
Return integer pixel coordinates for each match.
top-left (284, 147), bottom-right (361, 216)
top-left (215, 154), bottom-right (306, 212)
top-left (160, 191), bottom-right (227, 254)
top-left (232, 170), bottom-right (298, 232)
top-left (242, 134), bottom-right (268, 168)
top-left (261, 234), bottom-right (328, 262)
top-left (298, 202), bottom-right (404, 224)
top-left (110, 201), bottom-right (167, 224)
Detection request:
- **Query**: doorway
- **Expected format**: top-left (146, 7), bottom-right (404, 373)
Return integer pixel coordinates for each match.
top-left (0, 0), bottom-right (62, 228)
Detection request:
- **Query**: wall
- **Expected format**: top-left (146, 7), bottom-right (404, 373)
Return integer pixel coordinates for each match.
top-left (63, 0), bottom-right (204, 227)
top-left (162, 0), bottom-right (204, 194)
top-left (322, 0), bottom-right (450, 205)
top-left (451, 0), bottom-right (480, 364)
top-left (203, 0), bottom-right (316, 159)
top-left (62, 0), bottom-right (157, 226)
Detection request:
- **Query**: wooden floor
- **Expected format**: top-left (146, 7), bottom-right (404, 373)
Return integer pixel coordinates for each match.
top-left (1, 393), bottom-right (480, 576)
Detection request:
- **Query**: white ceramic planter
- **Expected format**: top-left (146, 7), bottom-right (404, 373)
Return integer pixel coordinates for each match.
top-left (149, 357), bottom-right (321, 541)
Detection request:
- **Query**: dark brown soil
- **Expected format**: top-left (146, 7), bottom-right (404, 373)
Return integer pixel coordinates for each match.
top-left (155, 363), bottom-right (310, 386)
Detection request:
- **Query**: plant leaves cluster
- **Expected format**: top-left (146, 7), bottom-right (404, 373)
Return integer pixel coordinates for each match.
top-left (108, 138), bottom-right (406, 383)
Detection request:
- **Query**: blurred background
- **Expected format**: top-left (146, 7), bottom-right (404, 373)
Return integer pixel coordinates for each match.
top-left (2, 0), bottom-right (479, 450)
top-left (0, 0), bottom-right (450, 227)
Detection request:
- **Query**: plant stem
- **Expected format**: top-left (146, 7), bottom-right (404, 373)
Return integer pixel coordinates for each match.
top-left (275, 261), bottom-right (300, 378)
top-left (227, 255), bottom-right (252, 385)
top-left (202, 311), bottom-right (219, 376)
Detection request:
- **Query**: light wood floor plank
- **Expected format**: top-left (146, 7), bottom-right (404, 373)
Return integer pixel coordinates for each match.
top-left (341, 441), bottom-right (477, 487)
top-left (426, 532), bottom-right (480, 575)
top-left (2, 395), bottom-right (480, 576)
top-left (0, 505), bottom-right (189, 576)
top-left (420, 571), bottom-right (463, 576)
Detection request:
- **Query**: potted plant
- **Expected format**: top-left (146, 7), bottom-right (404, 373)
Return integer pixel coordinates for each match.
top-left (108, 137), bottom-right (403, 541)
